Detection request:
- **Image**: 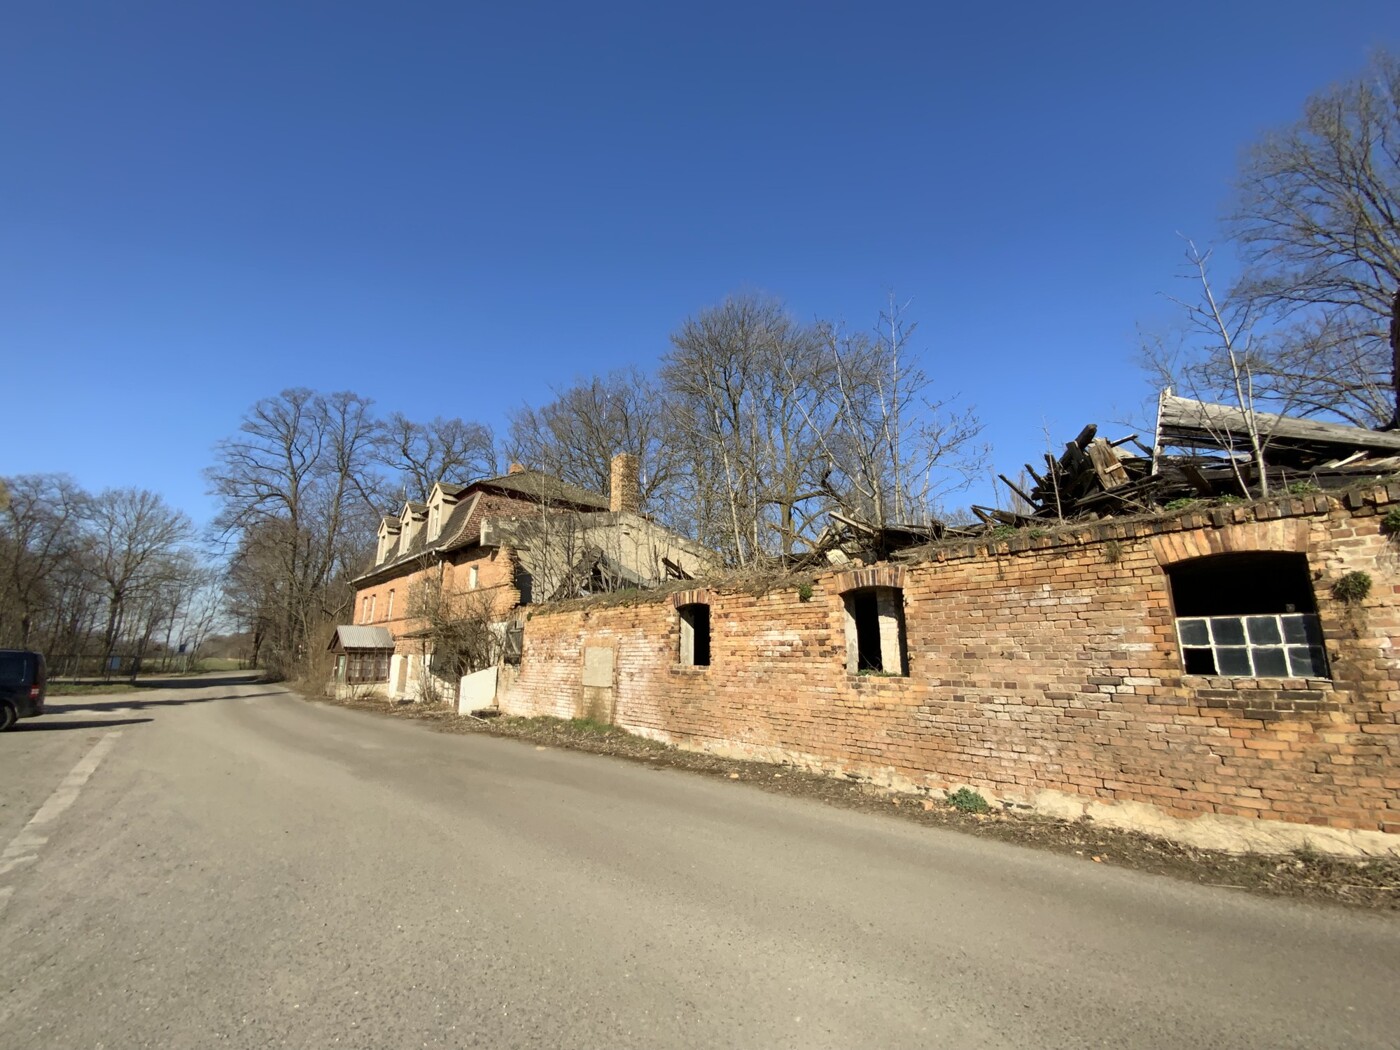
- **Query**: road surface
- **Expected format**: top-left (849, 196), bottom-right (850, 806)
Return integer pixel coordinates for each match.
top-left (1, 674), bottom-right (1396, 1049)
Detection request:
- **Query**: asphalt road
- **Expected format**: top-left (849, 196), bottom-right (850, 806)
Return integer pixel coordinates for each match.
top-left (1, 675), bottom-right (1396, 1049)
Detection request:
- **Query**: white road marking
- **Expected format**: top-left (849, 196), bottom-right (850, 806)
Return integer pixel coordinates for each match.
top-left (0, 732), bottom-right (122, 917)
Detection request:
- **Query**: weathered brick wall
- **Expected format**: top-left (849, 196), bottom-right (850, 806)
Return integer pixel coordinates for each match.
top-left (355, 545), bottom-right (522, 653)
top-left (499, 487), bottom-right (1400, 854)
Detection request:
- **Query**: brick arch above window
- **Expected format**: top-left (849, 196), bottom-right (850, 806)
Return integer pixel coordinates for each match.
top-left (1149, 520), bottom-right (1310, 567)
top-left (832, 565), bottom-right (906, 594)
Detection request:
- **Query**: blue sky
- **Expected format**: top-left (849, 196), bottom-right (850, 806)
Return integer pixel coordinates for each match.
top-left (2, 1), bottom-right (1395, 527)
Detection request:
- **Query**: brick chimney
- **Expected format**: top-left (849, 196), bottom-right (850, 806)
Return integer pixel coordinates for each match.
top-left (609, 453), bottom-right (641, 514)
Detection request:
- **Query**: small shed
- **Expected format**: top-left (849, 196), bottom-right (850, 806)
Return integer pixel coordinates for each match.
top-left (327, 625), bottom-right (394, 684)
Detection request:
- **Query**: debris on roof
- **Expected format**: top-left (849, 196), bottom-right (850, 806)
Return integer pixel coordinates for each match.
top-left (970, 391), bottom-right (1400, 527)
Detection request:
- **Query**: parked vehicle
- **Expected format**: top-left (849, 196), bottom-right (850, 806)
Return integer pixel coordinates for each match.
top-left (0, 650), bottom-right (47, 730)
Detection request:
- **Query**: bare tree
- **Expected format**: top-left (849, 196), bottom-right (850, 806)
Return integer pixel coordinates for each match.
top-left (507, 369), bottom-right (676, 513)
top-left (207, 389), bottom-right (384, 674)
top-left (378, 413), bottom-right (497, 502)
top-left (1141, 240), bottom-right (1316, 498)
top-left (662, 294), bottom-right (830, 563)
top-left (85, 488), bottom-right (194, 670)
top-left (0, 474), bottom-right (90, 647)
top-left (1227, 48), bottom-right (1400, 425)
top-left (811, 296), bottom-right (985, 529)
top-left (405, 568), bottom-right (504, 702)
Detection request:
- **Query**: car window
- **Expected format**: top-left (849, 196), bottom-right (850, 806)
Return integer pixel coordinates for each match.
top-left (0, 654), bottom-right (26, 684)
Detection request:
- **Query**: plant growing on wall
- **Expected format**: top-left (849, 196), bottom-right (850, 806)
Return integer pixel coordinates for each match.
top-left (946, 787), bottom-right (990, 813)
top-left (1381, 508), bottom-right (1400, 538)
top-left (1332, 571), bottom-right (1372, 604)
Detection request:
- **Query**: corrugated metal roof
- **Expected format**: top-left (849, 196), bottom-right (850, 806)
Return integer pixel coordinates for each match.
top-left (329, 625), bottom-right (394, 651)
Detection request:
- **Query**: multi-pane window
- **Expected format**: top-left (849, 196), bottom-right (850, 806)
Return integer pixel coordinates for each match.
top-left (1176, 613), bottom-right (1327, 677)
top-left (345, 651), bottom-right (390, 683)
top-left (1167, 552), bottom-right (1328, 679)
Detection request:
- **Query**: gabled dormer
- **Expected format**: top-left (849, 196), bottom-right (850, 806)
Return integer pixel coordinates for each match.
top-left (375, 516), bottom-right (402, 565)
top-left (398, 501), bottom-right (428, 553)
top-left (425, 481), bottom-right (466, 543)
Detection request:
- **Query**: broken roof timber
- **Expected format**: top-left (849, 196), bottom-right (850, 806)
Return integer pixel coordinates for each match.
top-left (1157, 393), bottom-right (1400, 458)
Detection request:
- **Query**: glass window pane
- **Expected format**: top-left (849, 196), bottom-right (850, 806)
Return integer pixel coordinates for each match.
top-left (1287, 646), bottom-right (1327, 678)
top-left (1252, 647), bottom-right (1288, 677)
top-left (1217, 647), bottom-right (1253, 676)
top-left (1281, 614), bottom-right (1320, 644)
top-left (1246, 616), bottom-right (1281, 645)
top-left (1210, 617), bottom-right (1246, 645)
top-left (1182, 647), bottom-right (1216, 674)
top-left (1177, 618), bottom-right (1210, 646)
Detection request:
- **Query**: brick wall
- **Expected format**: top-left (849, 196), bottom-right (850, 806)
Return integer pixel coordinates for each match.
top-left (354, 545), bottom-right (522, 654)
top-left (498, 487), bottom-right (1400, 856)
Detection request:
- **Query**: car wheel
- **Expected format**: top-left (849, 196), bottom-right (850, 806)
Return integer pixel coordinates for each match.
top-left (0, 702), bottom-right (16, 732)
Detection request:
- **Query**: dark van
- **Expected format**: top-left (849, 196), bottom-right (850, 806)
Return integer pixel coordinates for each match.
top-left (0, 650), bottom-right (46, 730)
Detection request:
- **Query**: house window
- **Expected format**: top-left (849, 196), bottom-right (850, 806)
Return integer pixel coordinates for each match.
top-left (428, 506), bottom-right (440, 539)
top-left (843, 586), bottom-right (906, 676)
top-left (386, 589), bottom-right (395, 619)
top-left (361, 596), bottom-right (371, 624)
top-left (514, 563), bottom-right (534, 606)
top-left (368, 595), bottom-right (376, 623)
top-left (678, 603), bottom-right (711, 667)
top-left (1167, 552), bottom-right (1328, 678)
top-left (345, 650), bottom-right (390, 683)
top-left (469, 566), bottom-right (479, 590)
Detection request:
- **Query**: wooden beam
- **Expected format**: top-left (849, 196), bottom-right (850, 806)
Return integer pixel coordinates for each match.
top-left (1157, 394), bottom-right (1400, 455)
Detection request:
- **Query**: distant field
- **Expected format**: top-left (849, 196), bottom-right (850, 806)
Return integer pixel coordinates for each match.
top-left (195, 658), bottom-right (249, 671)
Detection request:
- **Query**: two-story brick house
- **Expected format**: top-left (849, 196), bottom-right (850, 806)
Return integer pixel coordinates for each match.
top-left (339, 454), bottom-right (712, 701)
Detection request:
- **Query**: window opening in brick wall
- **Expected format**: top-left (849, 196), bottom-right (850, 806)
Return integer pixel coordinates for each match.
top-left (503, 623), bottom-right (524, 665)
top-left (1167, 552), bottom-right (1327, 678)
top-left (843, 586), bottom-right (907, 675)
top-left (678, 603), bottom-right (711, 667)
top-left (514, 563), bottom-right (534, 606)
top-left (386, 589), bottom-right (395, 619)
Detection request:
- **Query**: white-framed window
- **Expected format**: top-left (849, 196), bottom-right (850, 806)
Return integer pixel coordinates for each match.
top-left (469, 566), bottom-right (479, 590)
top-left (361, 596), bottom-right (371, 623)
top-left (1167, 552), bottom-right (1328, 678)
top-left (368, 594), bottom-right (376, 622)
top-left (386, 589), bottom-right (395, 619)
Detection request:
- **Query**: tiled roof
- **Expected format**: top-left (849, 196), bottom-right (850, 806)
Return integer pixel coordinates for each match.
top-left (353, 469), bottom-right (609, 583)
top-left (474, 469), bottom-right (608, 510)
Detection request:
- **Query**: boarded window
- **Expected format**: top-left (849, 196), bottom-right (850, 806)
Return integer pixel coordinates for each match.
top-left (843, 586), bottom-right (906, 676)
top-left (1167, 553), bottom-right (1328, 678)
top-left (503, 623), bottom-right (524, 664)
top-left (678, 603), bottom-right (711, 667)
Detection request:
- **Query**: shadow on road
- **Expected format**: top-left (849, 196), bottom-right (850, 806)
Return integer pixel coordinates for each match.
top-left (13, 718), bottom-right (155, 731)
top-left (46, 690), bottom-right (287, 715)
top-left (131, 673), bottom-right (267, 691)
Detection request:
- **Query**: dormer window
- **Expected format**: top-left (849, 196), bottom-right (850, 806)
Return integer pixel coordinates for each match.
top-left (376, 518), bottom-right (401, 565)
